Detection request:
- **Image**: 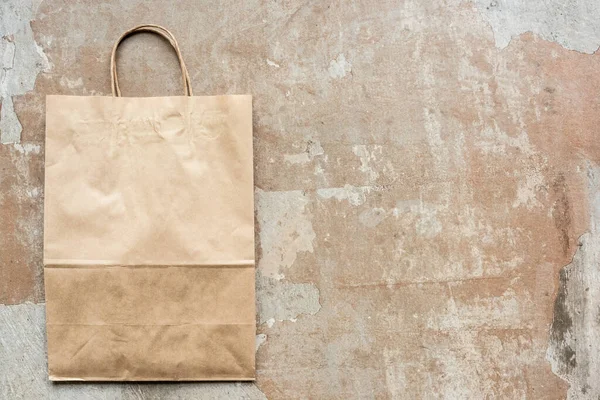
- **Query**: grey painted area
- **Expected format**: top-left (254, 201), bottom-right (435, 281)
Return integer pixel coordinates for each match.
top-left (0, 303), bottom-right (267, 399)
top-left (547, 165), bottom-right (600, 399)
top-left (0, 0), bottom-right (50, 143)
top-left (255, 189), bottom-right (316, 280)
top-left (257, 275), bottom-right (321, 325)
top-left (475, 0), bottom-right (600, 53)
top-left (255, 189), bottom-right (322, 326)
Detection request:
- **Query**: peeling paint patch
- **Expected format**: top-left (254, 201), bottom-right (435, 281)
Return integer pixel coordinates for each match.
top-left (284, 139), bottom-right (324, 165)
top-left (359, 207), bottom-right (387, 228)
top-left (0, 0), bottom-right (50, 143)
top-left (26, 186), bottom-right (40, 198)
top-left (317, 184), bottom-right (379, 206)
top-left (255, 189), bottom-right (316, 279)
top-left (257, 278), bottom-right (321, 325)
top-left (476, 128), bottom-right (537, 157)
top-left (12, 142), bottom-right (40, 155)
top-left (551, 173), bottom-right (573, 257)
top-left (393, 199), bottom-right (443, 238)
top-left (284, 152), bottom-right (311, 165)
top-left (383, 330), bottom-right (537, 398)
top-left (254, 189), bottom-right (321, 327)
top-left (59, 76), bottom-right (83, 89)
top-left (475, 0), bottom-right (600, 53)
top-left (353, 145), bottom-right (381, 183)
top-left (255, 334), bottom-right (267, 352)
top-left (383, 347), bottom-right (406, 399)
top-left (547, 165), bottom-right (600, 399)
top-left (428, 286), bottom-right (523, 330)
top-left (512, 168), bottom-right (545, 210)
top-left (547, 232), bottom-right (600, 399)
top-left (266, 59), bottom-right (280, 68)
top-left (328, 53), bottom-right (351, 79)
top-left (357, 199), bottom-right (444, 232)
top-left (415, 212), bottom-right (443, 238)
top-left (0, 97), bottom-right (20, 143)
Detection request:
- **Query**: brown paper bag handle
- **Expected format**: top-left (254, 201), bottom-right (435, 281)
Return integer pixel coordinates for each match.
top-left (110, 24), bottom-right (193, 97)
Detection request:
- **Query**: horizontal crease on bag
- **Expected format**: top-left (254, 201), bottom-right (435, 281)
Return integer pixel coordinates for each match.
top-left (43, 261), bottom-right (255, 268)
top-left (71, 114), bottom-right (229, 141)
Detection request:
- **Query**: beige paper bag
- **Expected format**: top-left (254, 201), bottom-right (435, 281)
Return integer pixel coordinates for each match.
top-left (43, 25), bottom-right (255, 381)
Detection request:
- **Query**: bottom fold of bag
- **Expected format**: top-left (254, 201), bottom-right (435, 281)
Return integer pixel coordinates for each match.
top-left (47, 323), bottom-right (255, 381)
top-left (44, 265), bottom-right (256, 381)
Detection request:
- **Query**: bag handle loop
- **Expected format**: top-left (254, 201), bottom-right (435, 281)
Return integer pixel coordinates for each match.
top-left (110, 24), bottom-right (193, 97)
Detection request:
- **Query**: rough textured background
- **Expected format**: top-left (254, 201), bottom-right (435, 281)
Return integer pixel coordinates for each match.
top-left (1, 0), bottom-right (599, 398)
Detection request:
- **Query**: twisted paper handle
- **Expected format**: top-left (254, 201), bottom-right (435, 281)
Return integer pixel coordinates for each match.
top-left (110, 24), bottom-right (193, 97)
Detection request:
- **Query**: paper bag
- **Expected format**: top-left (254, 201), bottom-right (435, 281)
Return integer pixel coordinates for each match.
top-left (43, 24), bottom-right (255, 381)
